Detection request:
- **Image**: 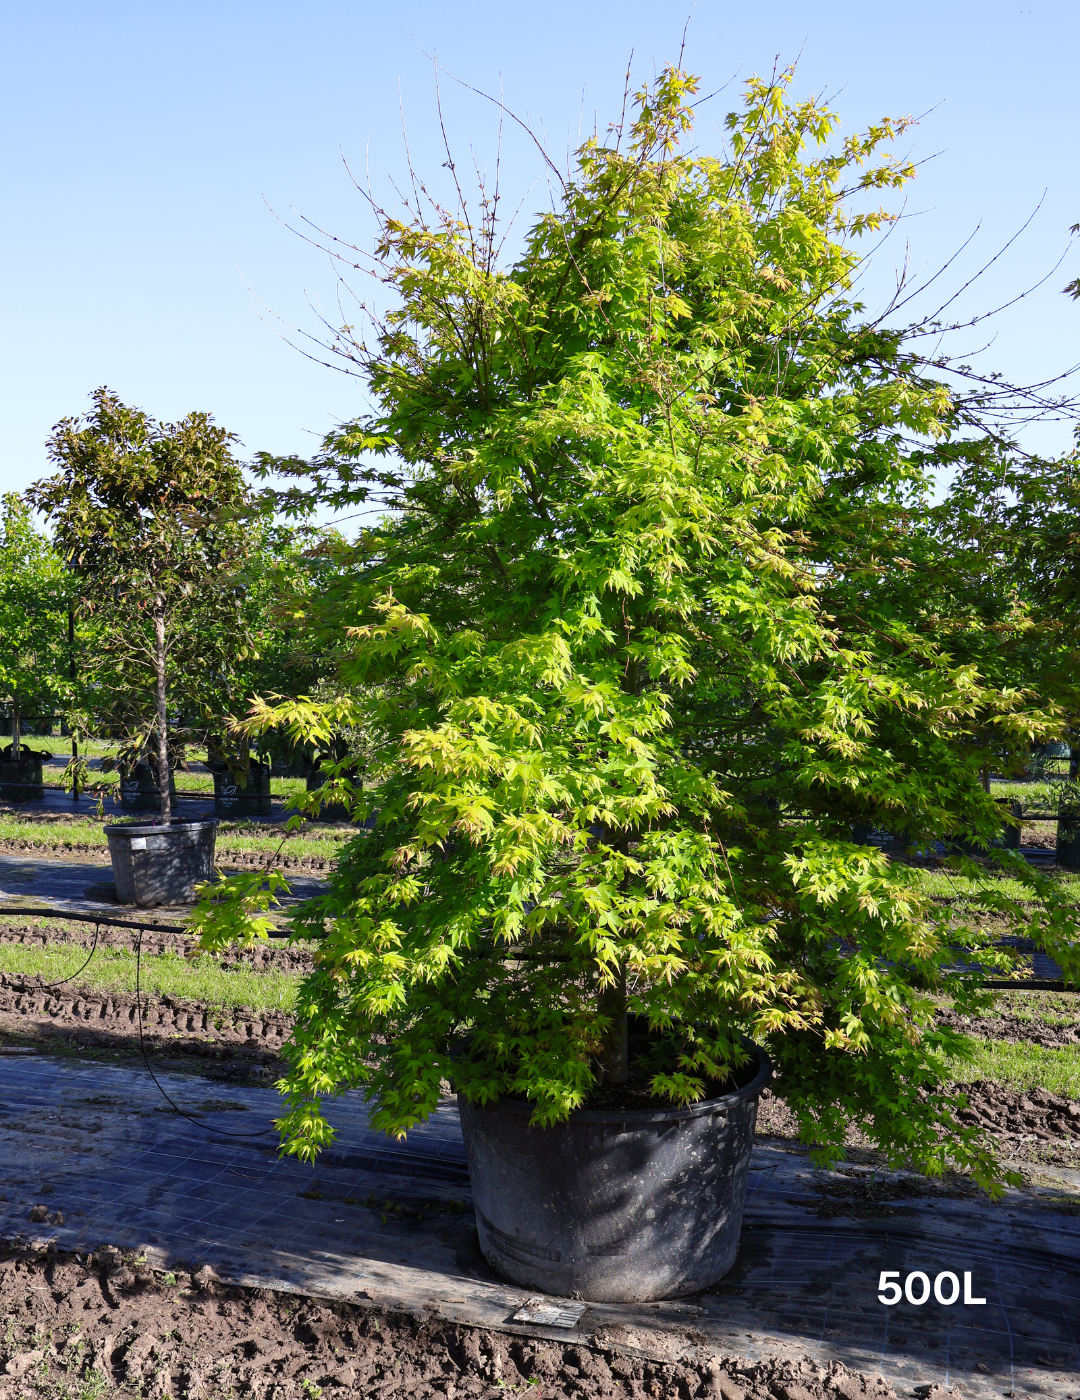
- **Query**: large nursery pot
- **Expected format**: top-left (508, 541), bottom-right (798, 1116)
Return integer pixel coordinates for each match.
top-left (0, 747), bottom-right (48, 803)
top-left (1058, 793), bottom-right (1080, 871)
top-left (457, 1040), bottom-right (772, 1303)
top-left (209, 758), bottom-right (272, 818)
top-left (306, 761), bottom-right (359, 823)
top-left (119, 761), bottom-right (177, 812)
top-left (103, 817), bottom-right (218, 907)
top-left (948, 798), bottom-right (1022, 857)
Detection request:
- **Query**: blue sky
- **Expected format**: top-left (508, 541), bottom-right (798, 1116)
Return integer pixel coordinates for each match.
top-left (3, 0), bottom-right (1077, 504)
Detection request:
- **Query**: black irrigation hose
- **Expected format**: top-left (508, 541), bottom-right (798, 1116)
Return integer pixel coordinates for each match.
top-left (7, 918), bottom-right (104, 996)
top-left (132, 925), bottom-right (277, 1141)
top-left (0, 906), bottom-right (186, 936)
top-left (0, 903), bottom-right (278, 1142)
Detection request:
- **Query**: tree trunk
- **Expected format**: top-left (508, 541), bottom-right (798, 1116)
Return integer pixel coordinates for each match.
top-left (154, 597), bottom-right (171, 823)
top-left (11, 696), bottom-right (20, 763)
top-left (598, 968), bottom-right (629, 1085)
top-left (593, 629), bottom-right (640, 1085)
top-left (69, 604), bottom-right (80, 800)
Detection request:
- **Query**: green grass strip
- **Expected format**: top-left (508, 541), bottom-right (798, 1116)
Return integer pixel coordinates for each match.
top-left (0, 942), bottom-right (299, 1015)
top-left (911, 868), bottom-right (1080, 904)
top-left (947, 1037), bottom-right (1080, 1099)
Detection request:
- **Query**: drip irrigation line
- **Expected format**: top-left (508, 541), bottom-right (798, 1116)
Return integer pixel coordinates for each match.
top-left (29, 921), bottom-right (102, 991)
top-left (0, 902), bottom-right (279, 1139)
top-left (0, 906), bottom-right (187, 935)
top-left (133, 924), bottom-right (276, 1141)
top-left (1, 918), bottom-right (107, 995)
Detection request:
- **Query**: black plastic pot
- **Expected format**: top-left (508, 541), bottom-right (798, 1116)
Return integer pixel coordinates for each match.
top-left (457, 1043), bottom-right (772, 1303)
top-left (103, 817), bottom-right (218, 907)
top-left (119, 762), bottom-right (177, 812)
top-left (950, 798), bottom-right (1022, 856)
top-left (1058, 795), bottom-right (1080, 871)
top-left (0, 749), bottom-right (48, 803)
top-left (210, 759), bottom-right (272, 818)
top-left (305, 764), bottom-right (359, 823)
top-left (851, 820), bottom-right (905, 851)
top-left (851, 822), bottom-right (944, 858)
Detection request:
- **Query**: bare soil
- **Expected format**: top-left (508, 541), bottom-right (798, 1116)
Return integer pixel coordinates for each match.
top-left (0, 973), bottom-right (291, 1082)
top-left (1020, 819), bottom-right (1057, 850)
top-left (955, 1079), bottom-right (1080, 1148)
top-left (755, 1077), bottom-right (1080, 1169)
top-left (0, 1244), bottom-right (900, 1400)
top-left (936, 1004), bottom-right (1080, 1050)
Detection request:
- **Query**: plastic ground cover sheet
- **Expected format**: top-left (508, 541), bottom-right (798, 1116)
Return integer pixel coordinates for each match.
top-left (0, 1057), bottom-right (1077, 1399)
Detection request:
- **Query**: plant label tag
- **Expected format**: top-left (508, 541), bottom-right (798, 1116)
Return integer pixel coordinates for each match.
top-left (129, 837), bottom-right (147, 850)
top-left (511, 1297), bottom-right (587, 1329)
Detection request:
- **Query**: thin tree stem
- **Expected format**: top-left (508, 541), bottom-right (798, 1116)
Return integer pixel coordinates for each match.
top-left (154, 598), bottom-right (171, 824)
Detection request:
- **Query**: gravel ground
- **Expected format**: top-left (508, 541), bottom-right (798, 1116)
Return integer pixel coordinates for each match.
top-left (0, 1246), bottom-right (905, 1400)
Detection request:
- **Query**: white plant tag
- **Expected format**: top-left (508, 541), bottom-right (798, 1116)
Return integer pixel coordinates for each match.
top-left (129, 837), bottom-right (147, 850)
top-left (512, 1297), bottom-right (587, 1329)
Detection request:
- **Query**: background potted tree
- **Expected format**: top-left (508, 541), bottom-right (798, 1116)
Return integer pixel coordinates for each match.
top-left (30, 388), bottom-right (257, 905)
top-left (193, 66), bottom-right (1080, 1301)
top-left (201, 514), bottom-right (334, 818)
top-left (0, 493), bottom-right (69, 801)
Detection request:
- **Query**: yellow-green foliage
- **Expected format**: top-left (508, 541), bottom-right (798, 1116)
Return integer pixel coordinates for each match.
top-left (191, 64), bottom-right (1080, 1197)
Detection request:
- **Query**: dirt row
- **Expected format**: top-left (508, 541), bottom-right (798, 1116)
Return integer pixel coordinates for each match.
top-left (0, 1245), bottom-right (903, 1400)
top-left (0, 920), bottom-right (316, 974)
top-left (936, 1003), bottom-right (1080, 1049)
top-left (0, 974), bottom-right (291, 1080)
top-left (755, 1076), bottom-right (1080, 1168)
top-left (956, 1078), bottom-right (1080, 1142)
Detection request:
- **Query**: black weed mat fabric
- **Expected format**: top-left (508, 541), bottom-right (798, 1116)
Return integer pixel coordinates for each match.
top-left (0, 1055), bottom-right (1077, 1397)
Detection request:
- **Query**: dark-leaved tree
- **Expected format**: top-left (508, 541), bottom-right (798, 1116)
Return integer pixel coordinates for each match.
top-left (30, 388), bottom-right (256, 822)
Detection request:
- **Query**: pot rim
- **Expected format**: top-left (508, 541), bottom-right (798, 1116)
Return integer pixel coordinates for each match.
top-left (467, 1040), bottom-right (773, 1125)
top-left (103, 817), bottom-right (219, 837)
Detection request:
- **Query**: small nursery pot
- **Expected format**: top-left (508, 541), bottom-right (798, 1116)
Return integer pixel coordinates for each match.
top-left (0, 748), bottom-right (49, 803)
top-left (103, 817), bottom-right (218, 907)
top-left (457, 1042), bottom-right (771, 1303)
